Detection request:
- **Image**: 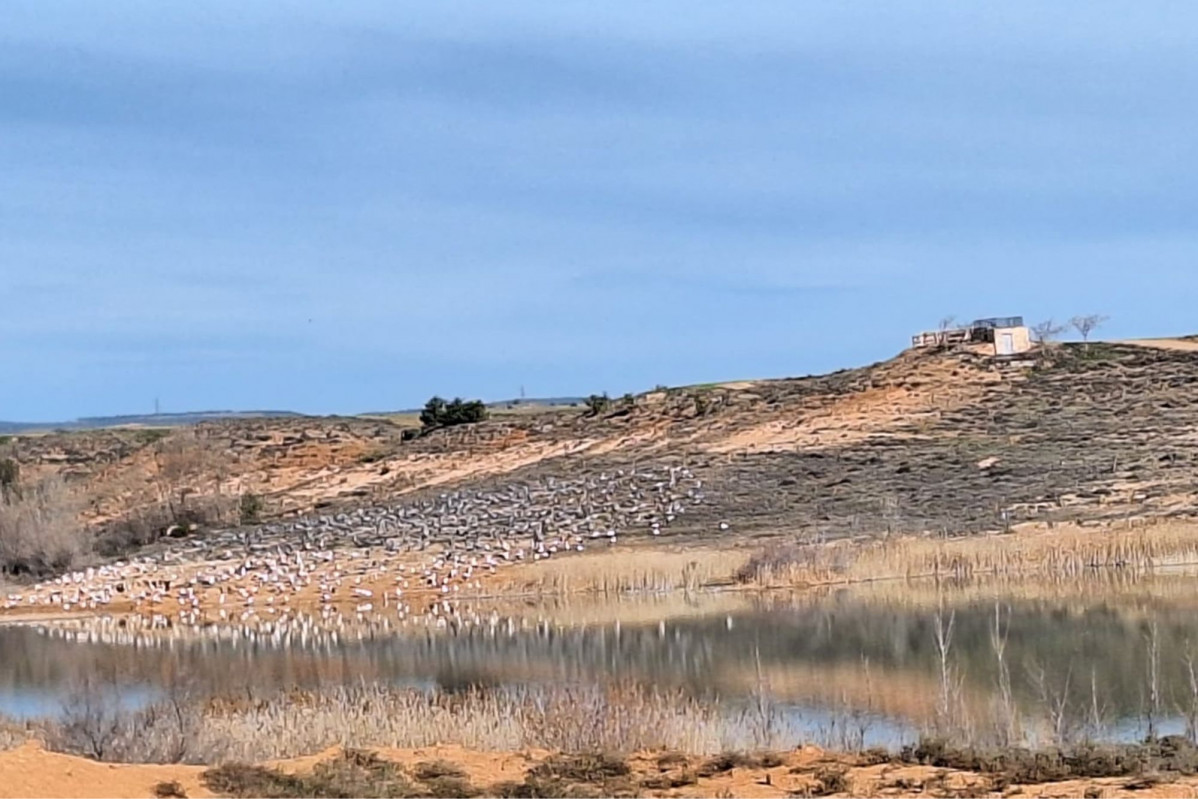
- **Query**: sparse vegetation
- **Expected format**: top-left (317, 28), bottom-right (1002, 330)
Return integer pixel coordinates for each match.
top-left (697, 751), bottom-right (770, 776)
top-left (204, 749), bottom-right (444, 798)
top-left (520, 753), bottom-right (635, 798)
top-left (900, 736), bottom-right (1198, 786)
top-left (811, 765), bottom-right (850, 795)
top-left (412, 760), bottom-right (467, 781)
top-left (153, 781), bottom-right (187, 798)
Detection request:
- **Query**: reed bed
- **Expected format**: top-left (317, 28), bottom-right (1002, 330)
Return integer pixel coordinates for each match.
top-left (739, 520), bottom-right (1198, 589)
top-left (10, 683), bottom-right (799, 764)
top-left (203, 684), bottom-right (744, 761)
top-left (493, 548), bottom-right (748, 596)
top-left (483, 520), bottom-right (1198, 604)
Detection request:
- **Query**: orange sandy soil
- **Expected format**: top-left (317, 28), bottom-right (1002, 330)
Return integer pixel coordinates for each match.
top-left (2, 740), bottom-right (1197, 799)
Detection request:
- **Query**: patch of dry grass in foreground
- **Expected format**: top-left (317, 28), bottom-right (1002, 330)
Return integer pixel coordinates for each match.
top-left (15, 683), bottom-right (781, 765)
top-left (0, 719), bottom-right (32, 753)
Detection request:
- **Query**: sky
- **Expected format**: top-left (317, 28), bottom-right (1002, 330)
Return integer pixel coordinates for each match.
top-left (3, 2), bottom-right (1197, 421)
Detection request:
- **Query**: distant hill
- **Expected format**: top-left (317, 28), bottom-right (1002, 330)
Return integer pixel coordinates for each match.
top-left (0, 410), bottom-right (303, 434)
top-left (359, 397), bottom-right (587, 417)
top-left (0, 398), bottom-right (587, 435)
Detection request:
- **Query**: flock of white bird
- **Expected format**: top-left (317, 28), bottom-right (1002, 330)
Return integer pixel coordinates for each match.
top-left (3, 464), bottom-right (720, 629)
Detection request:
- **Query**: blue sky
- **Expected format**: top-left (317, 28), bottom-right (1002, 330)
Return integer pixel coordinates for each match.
top-left (3, 2), bottom-right (1197, 421)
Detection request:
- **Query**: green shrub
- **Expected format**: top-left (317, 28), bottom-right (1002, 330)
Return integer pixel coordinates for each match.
top-left (239, 493), bottom-right (264, 526)
top-left (420, 397), bottom-right (488, 430)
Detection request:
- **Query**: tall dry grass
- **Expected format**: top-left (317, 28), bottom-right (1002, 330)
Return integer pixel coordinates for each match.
top-left (736, 520), bottom-right (1198, 589)
top-left (488, 520), bottom-right (1198, 603)
top-left (21, 682), bottom-right (802, 764)
top-left (198, 684), bottom-right (755, 762)
top-left (0, 475), bottom-right (88, 577)
top-left (0, 718), bottom-right (32, 752)
top-left (494, 549), bottom-right (746, 596)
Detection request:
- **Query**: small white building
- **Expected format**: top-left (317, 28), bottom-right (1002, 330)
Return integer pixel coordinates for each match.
top-left (911, 316), bottom-right (1033, 356)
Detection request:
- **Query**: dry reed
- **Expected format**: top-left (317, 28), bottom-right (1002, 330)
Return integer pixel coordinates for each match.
top-left (20, 683), bottom-right (792, 764)
top-left (493, 548), bottom-right (746, 596)
top-left (738, 520), bottom-right (1198, 590)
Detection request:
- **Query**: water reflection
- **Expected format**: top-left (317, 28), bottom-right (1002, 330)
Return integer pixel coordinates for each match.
top-left (2, 576), bottom-right (1197, 740)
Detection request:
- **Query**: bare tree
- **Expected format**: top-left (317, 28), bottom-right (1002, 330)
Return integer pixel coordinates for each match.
top-left (1070, 314), bottom-right (1109, 352)
top-left (1031, 319), bottom-right (1066, 347)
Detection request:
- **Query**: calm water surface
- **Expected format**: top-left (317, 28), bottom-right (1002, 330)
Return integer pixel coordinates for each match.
top-left (3, 576), bottom-right (1197, 743)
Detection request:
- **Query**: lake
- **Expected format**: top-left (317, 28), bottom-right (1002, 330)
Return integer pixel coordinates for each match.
top-left (3, 574), bottom-right (1196, 747)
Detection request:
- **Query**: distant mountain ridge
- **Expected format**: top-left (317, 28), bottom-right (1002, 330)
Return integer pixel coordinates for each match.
top-left (0, 410), bottom-right (304, 434)
top-left (0, 397), bottom-right (587, 434)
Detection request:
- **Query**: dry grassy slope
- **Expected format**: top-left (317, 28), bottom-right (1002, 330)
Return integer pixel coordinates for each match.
top-left (7, 340), bottom-right (1198, 542)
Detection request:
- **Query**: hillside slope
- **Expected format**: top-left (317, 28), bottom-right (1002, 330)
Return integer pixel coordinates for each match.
top-left (5, 340), bottom-right (1198, 553)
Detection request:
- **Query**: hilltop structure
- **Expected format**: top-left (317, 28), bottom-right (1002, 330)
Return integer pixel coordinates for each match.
top-left (911, 316), bottom-right (1032, 355)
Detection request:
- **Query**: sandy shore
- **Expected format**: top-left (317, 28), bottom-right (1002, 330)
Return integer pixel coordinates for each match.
top-left (6, 738), bottom-right (1198, 799)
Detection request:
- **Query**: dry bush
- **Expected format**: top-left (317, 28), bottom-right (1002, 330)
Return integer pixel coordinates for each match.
top-left (153, 781), bottom-right (187, 798)
top-left (900, 735), bottom-right (1198, 786)
top-left (0, 718), bottom-right (33, 751)
top-left (811, 765), bottom-right (849, 796)
top-left (412, 760), bottom-right (467, 781)
top-left (640, 769), bottom-right (698, 790)
top-left (0, 475), bottom-right (87, 577)
top-left (202, 763), bottom-right (307, 797)
top-left (520, 753), bottom-right (636, 798)
top-left (696, 751), bottom-right (778, 777)
top-left (733, 541), bottom-right (855, 585)
top-left (94, 493), bottom-right (234, 559)
top-left (655, 751), bottom-right (690, 770)
top-left (203, 749), bottom-right (475, 798)
top-left (48, 670), bottom-right (203, 763)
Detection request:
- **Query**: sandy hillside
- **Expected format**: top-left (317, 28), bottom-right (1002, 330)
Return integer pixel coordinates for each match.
top-left (5, 339), bottom-right (1198, 586)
